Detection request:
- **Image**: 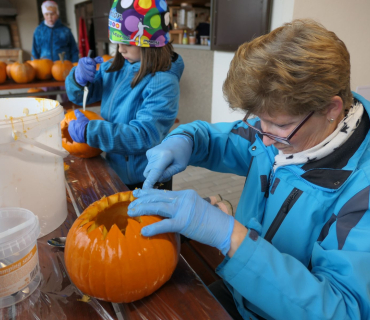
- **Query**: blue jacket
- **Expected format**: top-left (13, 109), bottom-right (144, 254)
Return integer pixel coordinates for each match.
top-left (65, 54), bottom-right (184, 185)
top-left (32, 20), bottom-right (79, 62)
top-left (169, 92), bottom-right (370, 320)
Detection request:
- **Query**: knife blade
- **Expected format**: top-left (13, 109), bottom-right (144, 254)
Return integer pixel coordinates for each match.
top-left (82, 50), bottom-right (94, 112)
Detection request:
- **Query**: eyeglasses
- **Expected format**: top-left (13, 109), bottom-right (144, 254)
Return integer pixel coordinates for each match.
top-left (242, 111), bottom-right (314, 145)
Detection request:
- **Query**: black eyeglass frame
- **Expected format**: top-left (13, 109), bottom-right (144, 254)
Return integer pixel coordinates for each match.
top-left (242, 111), bottom-right (315, 145)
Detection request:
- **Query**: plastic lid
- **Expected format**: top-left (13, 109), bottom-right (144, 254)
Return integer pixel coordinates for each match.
top-left (0, 207), bottom-right (40, 259)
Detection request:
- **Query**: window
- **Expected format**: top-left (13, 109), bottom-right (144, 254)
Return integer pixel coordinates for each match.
top-left (0, 25), bottom-right (12, 48)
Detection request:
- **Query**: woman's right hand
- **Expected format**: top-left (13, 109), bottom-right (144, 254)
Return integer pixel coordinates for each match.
top-left (75, 56), bottom-right (104, 86)
top-left (142, 135), bottom-right (193, 189)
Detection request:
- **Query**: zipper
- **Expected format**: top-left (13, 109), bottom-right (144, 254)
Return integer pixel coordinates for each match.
top-left (50, 27), bottom-right (53, 61)
top-left (264, 187), bottom-right (303, 242)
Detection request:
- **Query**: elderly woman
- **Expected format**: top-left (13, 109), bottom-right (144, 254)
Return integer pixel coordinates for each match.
top-left (128, 19), bottom-right (370, 319)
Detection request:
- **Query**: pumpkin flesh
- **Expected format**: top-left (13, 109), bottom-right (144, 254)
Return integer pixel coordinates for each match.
top-left (65, 191), bottom-right (180, 303)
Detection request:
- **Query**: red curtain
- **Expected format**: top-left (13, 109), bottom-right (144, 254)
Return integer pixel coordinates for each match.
top-left (78, 17), bottom-right (90, 57)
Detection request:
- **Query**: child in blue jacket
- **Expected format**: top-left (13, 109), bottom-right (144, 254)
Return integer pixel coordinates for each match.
top-left (65, 0), bottom-right (184, 190)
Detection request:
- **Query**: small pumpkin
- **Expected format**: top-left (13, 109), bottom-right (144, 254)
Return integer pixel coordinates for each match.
top-left (51, 52), bottom-right (73, 81)
top-left (27, 88), bottom-right (45, 98)
top-left (0, 61), bottom-right (6, 84)
top-left (73, 62), bottom-right (78, 67)
top-left (61, 109), bottom-right (103, 158)
top-left (28, 58), bottom-right (53, 80)
top-left (64, 191), bottom-right (180, 303)
top-left (10, 51), bottom-right (36, 84)
top-left (102, 54), bottom-right (113, 62)
top-left (6, 61), bottom-right (13, 80)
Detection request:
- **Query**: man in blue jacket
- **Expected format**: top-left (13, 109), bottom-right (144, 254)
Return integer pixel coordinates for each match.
top-left (32, 1), bottom-right (78, 63)
top-left (127, 19), bottom-right (370, 319)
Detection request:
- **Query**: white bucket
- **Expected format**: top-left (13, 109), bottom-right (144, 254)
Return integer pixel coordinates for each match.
top-left (0, 98), bottom-right (68, 238)
top-left (0, 207), bottom-right (41, 308)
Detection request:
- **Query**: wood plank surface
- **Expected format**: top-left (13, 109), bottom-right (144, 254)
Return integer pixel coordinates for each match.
top-left (0, 155), bottom-right (232, 320)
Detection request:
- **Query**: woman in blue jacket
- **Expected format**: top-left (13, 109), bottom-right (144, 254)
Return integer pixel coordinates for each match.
top-left (128, 19), bottom-right (370, 319)
top-left (65, 0), bottom-right (184, 190)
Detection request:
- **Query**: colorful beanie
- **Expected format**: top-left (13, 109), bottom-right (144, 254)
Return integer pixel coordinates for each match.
top-left (108, 0), bottom-right (170, 48)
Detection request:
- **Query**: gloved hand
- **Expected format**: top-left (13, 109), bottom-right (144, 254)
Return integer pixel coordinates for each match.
top-left (128, 189), bottom-right (235, 255)
top-left (142, 135), bottom-right (193, 189)
top-left (68, 110), bottom-right (89, 143)
top-left (75, 56), bottom-right (104, 86)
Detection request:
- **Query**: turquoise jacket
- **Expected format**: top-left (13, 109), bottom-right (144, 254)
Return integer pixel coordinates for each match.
top-left (32, 20), bottom-right (79, 62)
top-left (65, 54), bottom-right (184, 185)
top-left (169, 92), bottom-right (370, 320)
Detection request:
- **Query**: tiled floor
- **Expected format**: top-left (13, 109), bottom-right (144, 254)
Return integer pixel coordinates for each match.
top-left (172, 165), bottom-right (245, 213)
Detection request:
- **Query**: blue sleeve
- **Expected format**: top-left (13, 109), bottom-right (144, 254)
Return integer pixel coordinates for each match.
top-left (168, 120), bottom-right (255, 176)
top-left (87, 72), bottom-right (180, 154)
top-left (32, 31), bottom-right (40, 60)
top-left (217, 191), bottom-right (370, 319)
top-left (65, 67), bottom-right (104, 105)
top-left (68, 31), bottom-right (79, 63)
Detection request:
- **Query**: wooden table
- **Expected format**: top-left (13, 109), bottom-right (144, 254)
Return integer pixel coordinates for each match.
top-left (0, 79), bottom-right (65, 98)
top-left (0, 155), bottom-right (232, 320)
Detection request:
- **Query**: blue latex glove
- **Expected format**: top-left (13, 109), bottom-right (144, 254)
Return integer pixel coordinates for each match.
top-left (68, 110), bottom-right (89, 143)
top-left (75, 56), bottom-right (104, 86)
top-left (128, 189), bottom-right (235, 255)
top-left (142, 135), bottom-right (193, 189)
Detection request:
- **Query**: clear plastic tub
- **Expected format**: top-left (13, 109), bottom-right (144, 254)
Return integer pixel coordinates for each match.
top-left (0, 207), bottom-right (41, 308)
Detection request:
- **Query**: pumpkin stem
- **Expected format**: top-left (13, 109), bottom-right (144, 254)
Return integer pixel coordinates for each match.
top-left (18, 50), bottom-right (23, 64)
top-left (58, 52), bottom-right (65, 63)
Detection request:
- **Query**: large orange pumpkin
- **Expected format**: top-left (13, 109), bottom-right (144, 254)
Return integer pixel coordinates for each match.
top-left (64, 191), bottom-right (180, 303)
top-left (0, 61), bottom-right (6, 84)
top-left (6, 62), bottom-right (13, 80)
top-left (10, 51), bottom-right (36, 84)
top-left (28, 58), bottom-right (53, 80)
top-left (51, 52), bottom-right (73, 81)
top-left (61, 109), bottom-right (103, 158)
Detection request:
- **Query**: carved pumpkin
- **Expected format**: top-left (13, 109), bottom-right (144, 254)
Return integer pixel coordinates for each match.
top-left (0, 61), bottom-right (6, 84)
top-left (10, 51), bottom-right (36, 84)
top-left (61, 109), bottom-right (103, 158)
top-left (27, 88), bottom-right (45, 98)
top-left (28, 58), bottom-right (53, 80)
top-left (51, 52), bottom-right (73, 81)
top-left (65, 191), bottom-right (180, 303)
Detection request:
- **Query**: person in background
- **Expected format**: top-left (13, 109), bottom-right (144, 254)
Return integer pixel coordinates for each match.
top-left (65, 0), bottom-right (184, 191)
top-left (128, 19), bottom-right (370, 319)
top-left (32, 1), bottom-right (79, 63)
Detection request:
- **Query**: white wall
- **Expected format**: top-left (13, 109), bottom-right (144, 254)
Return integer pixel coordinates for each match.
top-left (65, 0), bottom-right (86, 41)
top-left (293, 0), bottom-right (370, 91)
top-left (211, 0), bottom-right (295, 123)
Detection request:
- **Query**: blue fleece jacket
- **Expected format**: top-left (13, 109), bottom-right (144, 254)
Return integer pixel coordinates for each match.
top-left (32, 20), bottom-right (79, 62)
top-left (65, 54), bottom-right (184, 185)
top-left (169, 93), bottom-right (370, 320)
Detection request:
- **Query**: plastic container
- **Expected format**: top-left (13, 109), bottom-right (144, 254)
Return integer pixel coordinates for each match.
top-left (0, 98), bottom-right (68, 238)
top-left (0, 207), bottom-right (41, 308)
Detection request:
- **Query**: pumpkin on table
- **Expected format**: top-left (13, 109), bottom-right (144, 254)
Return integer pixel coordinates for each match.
top-left (61, 109), bottom-right (103, 158)
top-left (51, 52), bottom-right (73, 81)
top-left (6, 61), bottom-right (13, 80)
top-left (10, 51), bottom-right (36, 84)
top-left (64, 191), bottom-right (180, 303)
top-left (0, 61), bottom-right (6, 84)
top-left (27, 88), bottom-right (45, 98)
top-left (28, 57), bottom-right (53, 80)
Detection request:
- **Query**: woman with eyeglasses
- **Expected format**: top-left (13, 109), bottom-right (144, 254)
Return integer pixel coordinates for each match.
top-left (127, 19), bottom-right (370, 320)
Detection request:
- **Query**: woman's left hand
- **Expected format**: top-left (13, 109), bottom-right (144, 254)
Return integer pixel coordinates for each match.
top-left (128, 189), bottom-right (235, 255)
top-left (68, 110), bottom-right (89, 143)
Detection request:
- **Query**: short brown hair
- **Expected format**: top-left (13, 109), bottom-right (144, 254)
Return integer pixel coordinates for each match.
top-left (223, 19), bottom-right (352, 116)
top-left (107, 43), bottom-right (175, 88)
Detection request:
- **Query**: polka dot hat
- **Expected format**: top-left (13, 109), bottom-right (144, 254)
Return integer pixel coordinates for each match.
top-left (108, 0), bottom-right (170, 47)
